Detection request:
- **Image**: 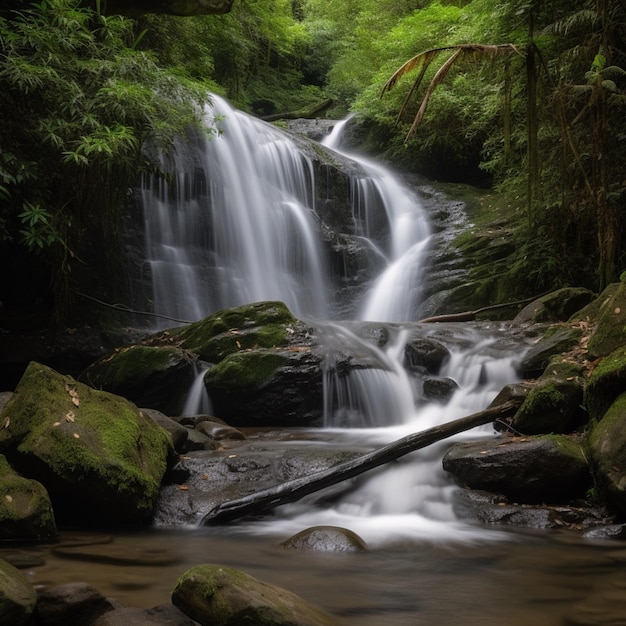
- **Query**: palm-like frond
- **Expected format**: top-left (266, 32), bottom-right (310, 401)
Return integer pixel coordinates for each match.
top-left (382, 43), bottom-right (520, 139)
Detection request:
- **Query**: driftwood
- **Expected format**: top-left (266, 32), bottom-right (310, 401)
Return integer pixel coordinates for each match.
top-left (201, 398), bottom-right (522, 525)
top-left (261, 99), bottom-right (334, 122)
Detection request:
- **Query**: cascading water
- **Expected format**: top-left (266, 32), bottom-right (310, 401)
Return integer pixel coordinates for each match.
top-left (137, 97), bottom-right (529, 543)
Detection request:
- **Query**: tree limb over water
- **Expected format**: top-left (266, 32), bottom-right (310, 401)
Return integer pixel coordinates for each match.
top-left (201, 397), bottom-right (524, 525)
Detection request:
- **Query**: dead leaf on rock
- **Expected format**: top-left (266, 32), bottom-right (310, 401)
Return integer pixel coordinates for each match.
top-left (72, 396), bottom-right (80, 407)
top-left (5, 495), bottom-right (12, 503)
top-left (65, 411), bottom-right (75, 422)
top-left (2, 416), bottom-right (10, 429)
top-left (53, 421), bottom-right (61, 427)
top-left (73, 433), bottom-right (80, 439)
top-left (179, 485), bottom-right (189, 491)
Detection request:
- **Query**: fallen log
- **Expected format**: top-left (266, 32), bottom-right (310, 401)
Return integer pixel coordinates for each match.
top-left (260, 99), bottom-right (334, 122)
top-left (201, 397), bottom-right (523, 525)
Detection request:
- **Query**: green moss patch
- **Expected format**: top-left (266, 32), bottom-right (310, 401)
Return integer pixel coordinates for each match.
top-left (584, 345), bottom-right (626, 421)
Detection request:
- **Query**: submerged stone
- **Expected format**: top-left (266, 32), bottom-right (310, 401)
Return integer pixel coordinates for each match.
top-left (0, 558), bottom-right (36, 626)
top-left (280, 526), bottom-right (367, 552)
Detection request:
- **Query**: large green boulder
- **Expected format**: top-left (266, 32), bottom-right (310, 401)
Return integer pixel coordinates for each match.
top-left (584, 344), bottom-right (626, 422)
top-left (583, 279), bottom-right (626, 359)
top-left (0, 455), bottom-right (56, 542)
top-left (511, 356), bottom-right (586, 434)
top-left (588, 392), bottom-right (626, 517)
top-left (0, 558), bottom-right (36, 626)
top-left (513, 287), bottom-right (596, 325)
top-left (0, 362), bottom-right (174, 525)
top-left (80, 345), bottom-right (196, 415)
top-left (172, 564), bottom-right (338, 626)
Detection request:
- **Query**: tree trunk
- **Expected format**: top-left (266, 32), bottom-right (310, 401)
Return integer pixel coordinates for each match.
top-left (201, 398), bottom-right (523, 525)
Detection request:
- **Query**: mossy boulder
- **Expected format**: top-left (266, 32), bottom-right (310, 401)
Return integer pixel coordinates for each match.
top-left (0, 558), bottom-right (36, 626)
top-left (172, 564), bottom-right (338, 626)
top-left (158, 301), bottom-right (298, 363)
top-left (0, 455), bottom-right (56, 542)
top-left (80, 345), bottom-right (196, 415)
top-left (588, 392), bottom-right (626, 517)
top-left (442, 435), bottom-right (591, 504)
top-left (511, 357), bottom-right (586, 435)
top-left (0, 362), bottom-right (174, 525)
top-left (204, 348), bottom-right (324, 427)
top-left (583, 279), bottom-right (626, 359)
top-left (584, 344), bottom-right (626, 421)
top-left (512, 287), bottom-right (596, 325)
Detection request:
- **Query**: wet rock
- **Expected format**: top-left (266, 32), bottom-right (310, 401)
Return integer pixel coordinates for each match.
top-left (195, 420), bottom-right (246, 441)
top-left (172, 564), bottom-right (339, 626)
top-left (512, 287), bottom-right (596, 325)
top-left (0, 454), bottom-right (57, 542)
top-left (519, 326), bottom-right (582, 378)
top-left (35, 582), bottom-right (115, 626)
top-left (0, 558), bottom-right (37, 626)
top-left (404, 337), bottom-right (450, 374)
top-left (442, 435), bottom-right (592, 504)
top-left (0, 362), bottom-right (174, 525)
top-left (422, 376), bottom-right (458, 403)
top-left (180, 428), bottom-right (216, 452)
top-left (141, 408), bottom-right (189, 453)
top-left (453, 489), bottom-right (613, 531)
top-left (583, 524), bottom-right (626, 540)
top-left (280, 525), bottom-right (367, 552)
top-left (93, 604), bottom-right (197, 626)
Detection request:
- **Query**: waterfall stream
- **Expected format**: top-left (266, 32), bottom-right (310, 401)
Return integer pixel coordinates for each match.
top-left (138, 96), bottom-right (529, 543)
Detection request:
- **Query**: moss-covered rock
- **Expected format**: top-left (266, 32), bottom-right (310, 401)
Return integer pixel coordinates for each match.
top-left (0, 455), bottom-right (56, 542)
top-left (511, 357), bottom-right (586, 435)
top-left (80, 345), bottom-right (196, 415)
top-left (204, 348), bottom-right (324, 427)
top-left (588, 392), bottom-right (626, 517)
top-left (584, 279), bottom-right (626, 359)
top-left (0, 558), bottom-right (36, 626)
top-left (172, 563), bottom-right (338, 626)
top-left (161, 300), bottom-right (297, 363)
top-left (519, 326), bottom-right (582, 378)
top-left (0, 362), bottom-right (174, 525)
top-left (512, 287), bottom-right (596, 325)
top-left (584, 345), bottom-right (626, 422)
top-left (442, 434), bottom-right (591, 504)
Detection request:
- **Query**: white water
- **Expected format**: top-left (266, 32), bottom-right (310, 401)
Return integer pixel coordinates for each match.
top-left (137, 98), bottom-right (529, 543)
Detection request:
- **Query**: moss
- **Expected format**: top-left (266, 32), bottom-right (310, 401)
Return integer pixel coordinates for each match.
top-left (166, 301), bottom-right (296, 350)
top-left (204, 351), bottom-right (287, 394)
top-left (584, 345), bottom-right (626, 421)
top-left (0, 362), bottom-right (172, 520)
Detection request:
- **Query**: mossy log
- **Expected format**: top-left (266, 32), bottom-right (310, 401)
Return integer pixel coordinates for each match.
top-left (201, 398), bottom-right (523, 525)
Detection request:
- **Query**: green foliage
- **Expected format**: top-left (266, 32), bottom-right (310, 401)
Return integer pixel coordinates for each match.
top-left (0, 0), bottom-right (213, 324)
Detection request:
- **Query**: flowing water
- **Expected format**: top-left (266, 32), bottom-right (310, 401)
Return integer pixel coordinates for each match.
top-left (13, 97), bottom-right (624, 623)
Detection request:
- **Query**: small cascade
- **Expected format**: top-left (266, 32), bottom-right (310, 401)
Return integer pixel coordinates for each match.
top-left (181, 363), bottom-right (212, 416)
top-left (323, 119), bottom-right (431, 322)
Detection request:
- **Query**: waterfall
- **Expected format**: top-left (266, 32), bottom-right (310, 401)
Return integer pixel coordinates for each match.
top-left (136, 98), bottom-right (528, 542)
top-left (137, 94), bottom-right (330, 326)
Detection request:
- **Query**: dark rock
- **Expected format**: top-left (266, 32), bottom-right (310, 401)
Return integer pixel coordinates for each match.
top-left (0, 455), bottom-right (57, 542)
top-left (422, 376), bottom-right (458, 402)
top-left (195, 420), bottom-right (246, 441)
top-left (181, 429), bottom-right (216, 452)
top-left (405, 337), bottom-right (450, 374)
top-left (142, 408), bottom-right (189, 453)
top-left (442, 435), bottom-right (592, 504)
top-left (280, 526), bottom-right (367, 552)
top-left (93, 604), bottom-right (197, 625)
top-left (584, 345), bottom-right (626, 421)
top-left (0, 558), bottom-right (36, 626)
top-left (583, 524), bottom-right (626, 540)
top-left (582, 279), bottom-right (626, 359)
top-left (172, 563), bottom-right (339, 626)
top-left (35, 582), bottom-right (115, 626)
top-left (519, 326), bottom-right (582, 378)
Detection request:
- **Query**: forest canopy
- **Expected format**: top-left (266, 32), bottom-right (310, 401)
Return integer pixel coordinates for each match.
top-left (1, 0), bottom-right (625, 327)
